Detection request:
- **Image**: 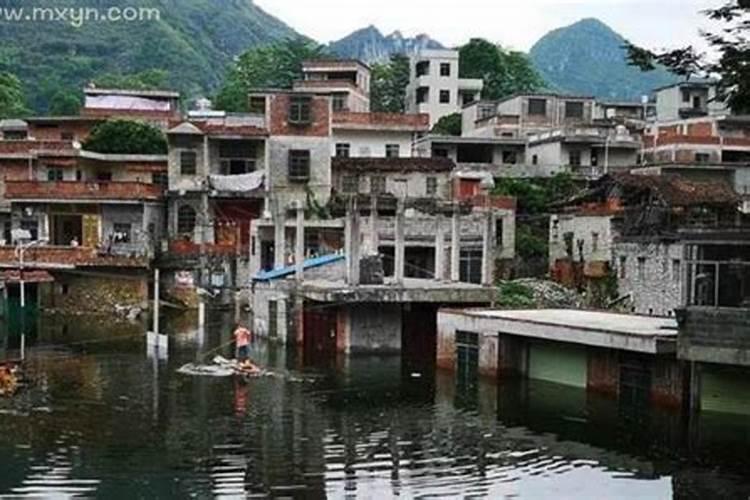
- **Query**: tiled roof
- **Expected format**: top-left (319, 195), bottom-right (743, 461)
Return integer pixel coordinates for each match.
top-left (332, 156), bottom-right (454, 173)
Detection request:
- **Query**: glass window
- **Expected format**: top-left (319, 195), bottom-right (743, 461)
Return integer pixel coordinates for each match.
top-left (180, 151), bottom-right (197, 175)
top-left (385, 144), bottom-right (400, 158)
top-left (528, 98), bottom-right (547, 116)
top-left (289, 96), bottom-right (312, 124)
top-left (439, 90), bottom-right (450, 104)
top-left (440, 63), bottom-right (451, 77)
top-left (335, 143), bottom-right (350, 158)
top-left (288, 150), bottom-right (311, 182)
top-left (177, 205), bottom-right (196, 235)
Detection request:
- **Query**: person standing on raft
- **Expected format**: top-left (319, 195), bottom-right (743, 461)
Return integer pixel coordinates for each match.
top-left (233, 323), bottom-right (252, 361)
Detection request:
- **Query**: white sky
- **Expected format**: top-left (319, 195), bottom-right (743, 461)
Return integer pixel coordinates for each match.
top-left (255, 0), bottom-right (722, 52)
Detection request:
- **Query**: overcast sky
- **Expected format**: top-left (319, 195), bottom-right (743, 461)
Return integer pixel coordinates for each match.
top-left (255, 0), bottom-right (721, 52)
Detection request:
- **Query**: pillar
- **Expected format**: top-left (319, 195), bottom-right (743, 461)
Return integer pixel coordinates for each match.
top-left (295, 203), bottom-right (304, 282)
top-left (434, 212), bottom-right (445, 282)
top-left (481, 209), bottom-right (495, 286)
top-left (346, 199), bottom-right (361, 286)
top-left (273, 199), bottom-right (285, 269)
top-left (369, 197), bottom-right (379, 256)
top-left (394, 199), bottom-right (405, 285)
top-left (450, 205), bottom-right (460, 282)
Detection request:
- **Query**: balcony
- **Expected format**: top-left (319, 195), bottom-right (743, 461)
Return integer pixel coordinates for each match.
top-left (5, 181), bottom-right (164, 202)
top-left (0, 245), bottom-right (149, 269)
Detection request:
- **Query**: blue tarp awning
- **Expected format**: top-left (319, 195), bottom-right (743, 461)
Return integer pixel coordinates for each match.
top-left (253, 253), bottom-right (344, 282)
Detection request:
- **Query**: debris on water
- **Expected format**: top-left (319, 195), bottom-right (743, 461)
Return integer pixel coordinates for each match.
top-left (177, 355), bottom-right (317, 383)
top-left (410, 372), bottom-right (422, 378)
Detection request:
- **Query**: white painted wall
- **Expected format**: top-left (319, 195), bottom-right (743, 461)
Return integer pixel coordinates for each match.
top-left (331, 129), bottom-right (416, 158)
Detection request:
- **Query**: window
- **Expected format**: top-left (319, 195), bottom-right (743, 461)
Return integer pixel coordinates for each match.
top-left (96, 171), bottom-right (112, 182)
top-left (249, 96), bottom-right (266, 114)
top-left (415, 60), bottom-right (430, 77)
top-left (332, 94), bottom-right (347, 112)
top-left (47, 168), bottom-right (64, 181)
top-left (288, 150), bottom-right (311, 182)
top-left (4, 130), bottom-right (26, 140)
top-left (565, 101), bottom-right (584, 119)
top-left (532, 155), bottom-right (538, 165)
top-left (220, 159), bottom-right (256, 175)
top-left (385, 144), bottom-right (400, 158)
top-left (342, 175), bottom-right (358, 194)
top-left (528, 98), bottom-right (547, 116)
top-left (335, 143), bottom-right (350, 158)
top-left (112, 223), bottom-right (132, 243)
top-left (695, 152), bottom-right (711, 163)
top-left (3, 221), bottom-right (10, 245)
top-left (495, 219), bottom-right (504, 247)
top-left (20, 220), bottom-right (39, 241)
top-left (75, 170), bottom-right (82, 181)
top-left (426, 177), bottom-right (438, 196)
top-left (61, 131), bottom-right (74, 141)
top-left (439, 90), bottom-right (451, 104)
top-left (440, 63), bottom-right (451, 77)
top-left (177, 205), bottom-right (196, 235)
top-left (592, 232), bottom-right (599, 252)
top-left (682, 89), bottom-right (691, 103)
top-left (459, 248), bottom-right (483, 284)
top-left (637, 257), bottom-right (646, 280)
top-left (416, 87), bottom-right (429, 104)
top-left (180, 151), bottom-right (197, 175)
top-left (152, 172), bottom-right (168, 189)
top-left (591, 150), bottom-right (599, 167)
top-left (569, 150), bottom-right (581, 167)
top-left (478, 105), bottom-right (496, 120)
top-left (672, 259), bottom-right (681, 283)
top-left (289, 95), bottom-right (312, 124)
top-left (502, 151), bottom-right (517, 164)
top-left (619, 256), bottom-right (627, 279)
top-left (370, 176), bottom-right (386, 194)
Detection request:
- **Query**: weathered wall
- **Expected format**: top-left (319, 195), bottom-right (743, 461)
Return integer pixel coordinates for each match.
top-left (41, 270), bottom-right (148, 313)
top-left (268, 135), bottom-right (331, 209)
top-left (347, 303), bottom-right (402, 354)
top-left (614, 241), bottom-right (685, 317)
top-left (549, 214), bottom-right (615, 266)
top-left (678, 306), bottom-right (750, 366)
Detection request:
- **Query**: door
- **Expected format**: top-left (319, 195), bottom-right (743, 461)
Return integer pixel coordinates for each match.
top-left (303, 303), bottom-right (338, 362)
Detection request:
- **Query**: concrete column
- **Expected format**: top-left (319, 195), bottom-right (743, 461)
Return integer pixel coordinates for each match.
top-left (273, 199), bottom-right (285, 269)
top-left (346, 199), bottom-right (361, 286)
top-left (481, 210), bottom-right (495, 286)
top-left (369, 197), bottom-right (379, 256)
top-left (394, 199), bottom-right (405, 285)
top-left (295, 203), bottom-right (304, 282)
top-left (450, 206), bottom-right (460, 282)
top-left (434, 213), bottom-right (445, 282)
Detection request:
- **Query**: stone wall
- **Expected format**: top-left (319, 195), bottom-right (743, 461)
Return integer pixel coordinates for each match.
top-left (614, 241), bottom-right (685, 317)
top-left (41, 270), bottom-right (148, 314)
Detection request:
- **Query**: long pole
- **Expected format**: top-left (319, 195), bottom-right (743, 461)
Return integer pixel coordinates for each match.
top-left (152, 268), bottom-right (160, 334)
top-left (19, 247), bottom-right (25, 361)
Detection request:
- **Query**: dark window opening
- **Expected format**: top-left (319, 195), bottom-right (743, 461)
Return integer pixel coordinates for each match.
top-left (495, 219), bottom-right (504, 247)
top-left (416, 60), bottom-right (430, 77)
top-left (342, 175), bottom-right (358, 194)
top-left (113, 223), bottom-right (132, 243)
top-left (332, 94), bottom-right (347, 112)
top-left (96, 171), bottom-right (112, 182)
top-left (335, 143), bottom-right (350, 158)
top-left (249, 96), bottom-right (266, 114)
top-left (565, 101), bottom-right (584, 119)
top-left (152, 172), bottom-right (168, 189)
top-left (180, 151), bottom-right (197, 175)
top-left (568, 150), bottom-right (581, 167)
top-left (177, 205), bottom-right (196, 235)
top-left (440, 63), bottom-right (451, 77)
top-left (288, 150), bottom-right (311, 182)
top-left (385, 144), bottom-right (400, 158)
top-left (426, 177), bottom-right (438, 196)
top-left (289, 95), bottom-right (312, 124)
top-left (60, 131), bottom-right (74, 141)
top-left (47, 168), bottom-right (64, 182)
top-left (439, 90), bottom-right (451, 104)
top-left (416, 87), bottom-right (429, 104)
top-left (528, 98), bottom-right (547, 116)
top-left (459, 248), bottom-right (482, 284)
top-left (502, 151), bottom-right (517, 165)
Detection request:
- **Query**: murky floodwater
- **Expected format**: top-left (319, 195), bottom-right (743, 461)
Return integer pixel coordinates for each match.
top-left (1, 311), bottom-right (750, 499)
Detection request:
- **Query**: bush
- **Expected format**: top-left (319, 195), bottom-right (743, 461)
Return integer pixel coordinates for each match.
top-left (496, 281), bottom-right (535, 308)
top-left (83, 119), bottom-right (167, 155)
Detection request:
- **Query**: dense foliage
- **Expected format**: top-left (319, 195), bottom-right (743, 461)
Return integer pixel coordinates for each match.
top-left (431, 113), bottom-right (462, 136)
top-left (626, 1), bottom-right (750, 113)
top-left (459, 38), bottom-right (545, 100)
top-left (83, 120), bottom-right (167, 155)
top-left (530, 18), bottom-right (677, 100)
top-left (0, 72), bottom-right (30, 119)
top-left (370, 54), bottom-right (410, 113)
top-left (496, 281), bottom-right (536, 308)
top-left (0, 0), bottom-right (296, 112)
top-left (215, 38), bottom-right (326, 112)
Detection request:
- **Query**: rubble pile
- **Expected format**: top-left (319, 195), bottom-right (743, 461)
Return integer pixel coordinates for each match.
top-left (502, 278), bottom-right (583, 309)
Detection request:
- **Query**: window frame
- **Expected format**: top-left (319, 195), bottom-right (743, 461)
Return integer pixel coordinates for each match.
top-left (426, 176), bottom-right (438, 197)
top-left (528, 98), bottom-right (547, 116)
top-left (288, 149), bottom-right (311, 182)
top-left (439, 90), bottom-right (451, 104)
top-left (440, 62), bottom-right (451, 77)
top-left (288, 95), bottom-right (312, 125)
top-left (335, 143), bottom-right (350, 158)
top-left (177, 205), bottom-right (197, 235)
top-left (180, 150), bottom-right (197, 176)
top-left (47, 168), bottom-right (64, 182)
top-left (385, 144), bottom-right (400, 158)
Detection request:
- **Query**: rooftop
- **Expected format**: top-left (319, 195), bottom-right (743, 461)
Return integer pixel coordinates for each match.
top-left (83, 88), bottom-right (180, 99)
top-left (302, 58), bottom-right (370, 71)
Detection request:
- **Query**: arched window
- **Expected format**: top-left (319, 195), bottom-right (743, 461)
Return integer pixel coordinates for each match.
top-left (177, 205), bottom-right (196, 235)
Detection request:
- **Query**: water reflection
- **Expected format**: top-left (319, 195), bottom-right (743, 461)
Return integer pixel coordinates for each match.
top-left (0, 311), bottom-right (749, 498)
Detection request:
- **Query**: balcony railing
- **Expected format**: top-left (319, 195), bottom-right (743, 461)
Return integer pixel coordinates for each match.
top-left (5, 181), bottom-right (164, 201)
top-left (0, 245), bottom-right (149, 268)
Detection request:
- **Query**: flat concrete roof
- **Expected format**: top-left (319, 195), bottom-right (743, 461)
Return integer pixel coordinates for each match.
top-left (440, 309), bottom-right (678, 354)
top-left (295, 278), bottom-right (495, 304)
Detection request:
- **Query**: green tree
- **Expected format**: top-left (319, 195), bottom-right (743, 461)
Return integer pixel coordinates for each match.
top-left (48, 89), bottom-right (82, 116)
top-left (459, 38), bottom-right (545, 100)
top-left (215, 38), bottom-right (326, 112)
top-left (370, 53), bottom-right (410, 112)
top-left (626, 1), bottom-right (750, 113)
top-left (431, 113), bottom-right (462, 136)
top-left (0, 72), bottom-right (30, 119)
top-left (91, 69), bottom-right (170, 91)
top-left (83, 120), bottom-right (167, 155)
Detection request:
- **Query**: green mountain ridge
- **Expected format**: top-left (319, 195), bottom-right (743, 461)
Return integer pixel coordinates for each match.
top-left (0, 0), bottom-right (297, 112)
top-left (528, 18), bottom-right (678, 101)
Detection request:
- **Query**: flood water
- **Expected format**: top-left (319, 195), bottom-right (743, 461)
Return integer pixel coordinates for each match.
top-left (1, 311), bottom-right (750, 499)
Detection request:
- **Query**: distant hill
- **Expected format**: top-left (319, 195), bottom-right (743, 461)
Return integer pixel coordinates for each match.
top-left (529, 18), bottom-right (678, 101)
top-left (328, 25), bottom-right (444, 63)
top-left (0, 0), bottom-right (297, 111)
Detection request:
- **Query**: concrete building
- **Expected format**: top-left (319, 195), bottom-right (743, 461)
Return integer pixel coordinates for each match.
top-left (331, 111), bottom-right (429, 158)
top-left (405, 50), bottom-right (483, 126)
top-left (81, 87), bottom-right (182, 127)
top-left (653, 80), bottom-right (728, 122)
top-left (436, 309), bottom-right (684, 408)
top-left (294, 59), bottom-right (371, 113)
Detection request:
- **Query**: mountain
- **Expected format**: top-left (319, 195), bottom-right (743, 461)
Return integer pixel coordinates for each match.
top-left (0, 0), bottom-right (297, 111)
top-left (529, 18), bottom-right (678, 101)
top-left (329, 26), bottom-right (444, 63)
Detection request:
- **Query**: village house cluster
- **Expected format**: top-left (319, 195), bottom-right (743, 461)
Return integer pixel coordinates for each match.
top-left (1, 48), bottom-right (750, 413)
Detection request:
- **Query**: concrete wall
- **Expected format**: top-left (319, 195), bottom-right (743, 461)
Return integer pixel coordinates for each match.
top-left (549, 214), bottom-right (615, 265)
top-left (331, 129), bottom-right (416, 158)
top-left (614, 241), bottom-right (685, 317)
top-left (678, 306), bottom-right (750, 366)
top-left (345, 304), bottom-right (402, 354)
top-left (268, 135), bottom-right (331, 209)
top-left (251, 283), bottom-right (291, 343)
top-left (332, 170), bottom-right (451, 199)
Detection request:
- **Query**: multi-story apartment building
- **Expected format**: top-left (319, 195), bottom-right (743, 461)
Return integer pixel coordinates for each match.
top-left (653, 80), bottom-right (728, 122)
top-left (405, 49), bottom-right (483, 126)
